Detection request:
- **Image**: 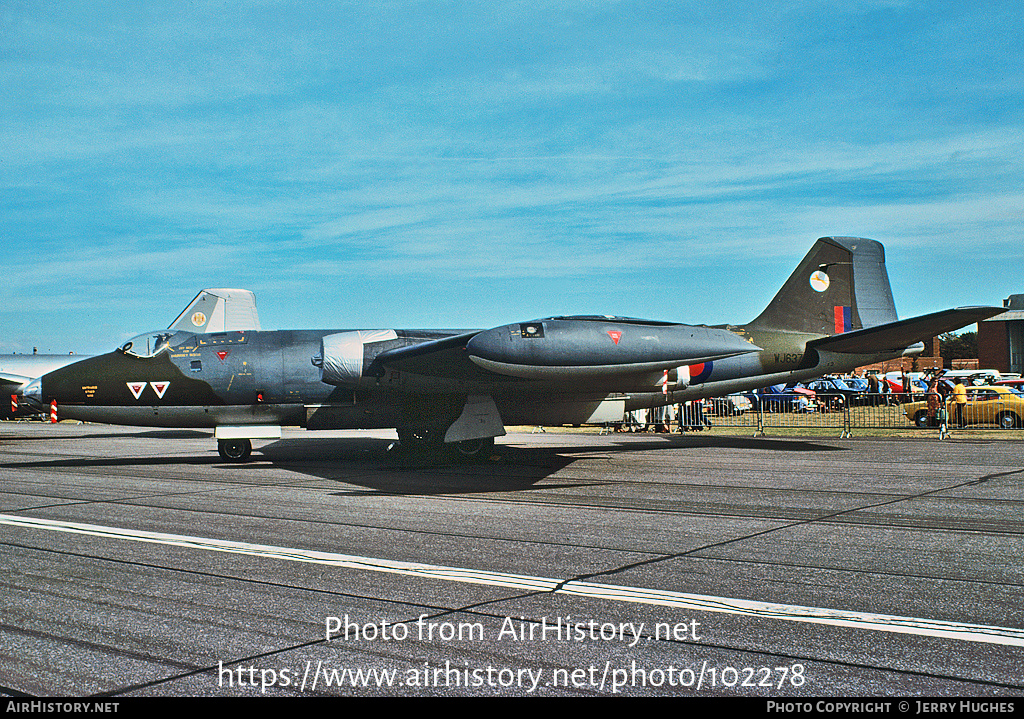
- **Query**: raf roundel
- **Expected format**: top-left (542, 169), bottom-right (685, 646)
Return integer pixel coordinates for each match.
top-left (809, 270), bottom-right (830, 293)
top-left (689, 362), bottom-right (714, 384)
top-left (191, 312), bottom-right (207, 327)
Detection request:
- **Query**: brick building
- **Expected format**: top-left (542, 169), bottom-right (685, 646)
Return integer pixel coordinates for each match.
top-left (978, 294), bottom-right (1024, 375)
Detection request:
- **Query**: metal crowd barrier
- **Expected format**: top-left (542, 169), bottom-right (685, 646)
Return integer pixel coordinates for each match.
top-left (704, 393), bottom-right (851, 437)
top-left (651, 392), bottom-right (1024, 437)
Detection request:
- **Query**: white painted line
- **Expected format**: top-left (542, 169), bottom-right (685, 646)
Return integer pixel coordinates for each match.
top-left (4, 513), bottom-right (1024, 647)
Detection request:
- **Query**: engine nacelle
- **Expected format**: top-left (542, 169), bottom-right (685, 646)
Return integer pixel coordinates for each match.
top-left (464, 318), bottom-right (757, 380)
top-left (315, 330), bottom-right (397, 385)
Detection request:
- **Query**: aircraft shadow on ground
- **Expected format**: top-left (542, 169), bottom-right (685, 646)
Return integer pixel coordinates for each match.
top-left (257, 437), bottom-right (584, 495)
top-left (254, 434), bottom-right (847, 495)
top-left (0, 432), bottom-right (846, 496)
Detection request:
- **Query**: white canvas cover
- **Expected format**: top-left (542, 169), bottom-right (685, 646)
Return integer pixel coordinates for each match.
top-left (319, 330), bottom-right (398, 385)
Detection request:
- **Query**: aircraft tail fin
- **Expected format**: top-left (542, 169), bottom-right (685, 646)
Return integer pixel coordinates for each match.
top-left (168, 289), bottom-right (262, 333)
top-left (746, 237), bottom-right (898, 335)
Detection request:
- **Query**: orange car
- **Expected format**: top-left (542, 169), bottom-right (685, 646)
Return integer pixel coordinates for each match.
top-left (904, 385), bottom-right (1024, 429)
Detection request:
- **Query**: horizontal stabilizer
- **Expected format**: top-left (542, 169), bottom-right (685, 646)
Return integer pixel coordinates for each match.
top-left (808, 307), bottom-right (1004, 355)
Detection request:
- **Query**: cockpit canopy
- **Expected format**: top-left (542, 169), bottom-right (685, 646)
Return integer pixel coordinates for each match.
top-left (119, 331), bottom-right (196, 358)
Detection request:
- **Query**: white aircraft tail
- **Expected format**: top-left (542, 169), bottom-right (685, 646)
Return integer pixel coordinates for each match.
top-left (168, 289), bottom-right (262, 333)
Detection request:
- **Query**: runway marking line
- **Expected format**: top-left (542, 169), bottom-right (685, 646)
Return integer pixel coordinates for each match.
top-left (4, 512), bottom-right (1023, 648)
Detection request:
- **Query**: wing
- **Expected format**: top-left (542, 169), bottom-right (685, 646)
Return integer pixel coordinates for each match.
top-left (369, 319), bottom-right (760, 382)
top-left (0, 371), bottom-right (31, 387)
top-left (368, 331), bottom-right (510, 381)
top-left (0, 355), bottom-right (92, 388)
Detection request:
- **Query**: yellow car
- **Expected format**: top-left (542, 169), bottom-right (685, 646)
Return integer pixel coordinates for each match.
top-left (904, 385), bottom-right (1024, 429)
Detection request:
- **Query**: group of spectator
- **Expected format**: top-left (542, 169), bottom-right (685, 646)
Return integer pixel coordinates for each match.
top-left (923, 370), bottom-right (969, 428)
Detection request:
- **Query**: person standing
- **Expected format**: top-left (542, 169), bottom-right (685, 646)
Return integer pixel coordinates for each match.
top-left (926, 375), bottom-right (941, 427)
top-left (953, 378), bottom-right (968, 427)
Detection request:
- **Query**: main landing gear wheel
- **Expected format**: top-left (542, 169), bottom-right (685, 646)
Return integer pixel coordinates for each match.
top-left (218, 438), bottom-right (252, 462)
top-left (453, 436), bottom-right (495, 459)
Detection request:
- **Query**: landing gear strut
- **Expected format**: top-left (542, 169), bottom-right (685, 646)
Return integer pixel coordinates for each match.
top-left (396, 426), bottom-right (445, 451)
top-left (218, 438), bottom-right (252, 462)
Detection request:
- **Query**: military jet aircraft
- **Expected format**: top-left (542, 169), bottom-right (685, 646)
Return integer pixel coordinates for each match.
top-left (21, 237), bottom-right (1000, 461)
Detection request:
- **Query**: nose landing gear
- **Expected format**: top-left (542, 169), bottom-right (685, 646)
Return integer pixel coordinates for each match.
top-left (218, 438), bottom-right (252, 462)
top-left (214, 426), bottom-right (281, 462)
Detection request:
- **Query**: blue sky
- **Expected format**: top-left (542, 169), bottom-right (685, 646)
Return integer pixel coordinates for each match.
top-left (3, 1), bottom-right (1022, 354)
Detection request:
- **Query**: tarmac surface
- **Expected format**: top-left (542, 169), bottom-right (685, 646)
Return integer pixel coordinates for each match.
top-left (2, 422), bottom-right (1023, 697)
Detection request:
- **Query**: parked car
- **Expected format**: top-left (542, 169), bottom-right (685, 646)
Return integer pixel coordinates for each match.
top-left (803, 377), bottom-right (867, 407)
top-left (881, 372), bottom-right (928, 398)
top-left (742, 384), bottom-right (814, 413)
top-left (903, 385), bottom-right (1024, 429)
top-left (709, 394), bottom-right (753, 416)
top-left (941, 369), bottom-right (1005, 386)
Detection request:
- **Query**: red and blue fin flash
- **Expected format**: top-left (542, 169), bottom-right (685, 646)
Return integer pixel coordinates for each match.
top-left (833, 306), bottom-right (852, 334)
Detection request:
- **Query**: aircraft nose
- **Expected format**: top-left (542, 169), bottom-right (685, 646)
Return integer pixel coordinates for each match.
top-left (21, 377), bottom-right (42, 407)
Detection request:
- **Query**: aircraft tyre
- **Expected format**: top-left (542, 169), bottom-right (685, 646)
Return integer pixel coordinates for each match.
top-left (914, 410), bottom-right (929, 428)
top-left (452, 436), bottom-right (495, 460)
top-left (218, 438), bottom-right (252, 462)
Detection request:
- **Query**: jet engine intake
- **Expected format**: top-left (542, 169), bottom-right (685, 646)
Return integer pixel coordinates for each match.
top-left (315, 330), bottom-right (398, 385)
